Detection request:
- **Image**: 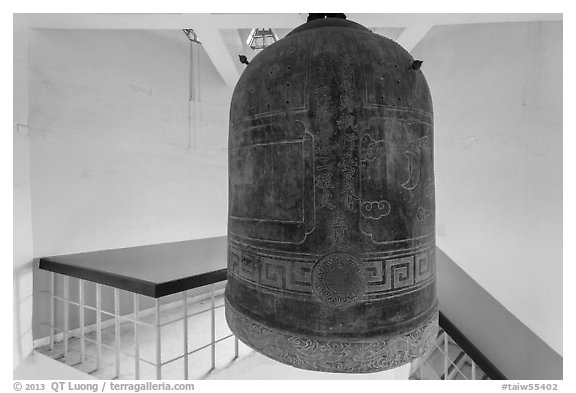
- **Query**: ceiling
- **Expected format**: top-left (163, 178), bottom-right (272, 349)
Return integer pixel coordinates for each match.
top-left (15, 13), bottom-right (562, 86)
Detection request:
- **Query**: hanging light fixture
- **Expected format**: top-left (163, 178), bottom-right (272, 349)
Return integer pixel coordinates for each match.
top-left (246, 28), bottom-right (278, 52)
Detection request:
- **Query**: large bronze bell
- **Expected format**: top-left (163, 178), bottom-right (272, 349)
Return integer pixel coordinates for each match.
top-left (225, 15), bottom-right (438, 373)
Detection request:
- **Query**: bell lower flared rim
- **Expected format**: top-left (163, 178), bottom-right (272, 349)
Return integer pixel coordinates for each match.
top-left (225, 300), bottom-right (439, 374)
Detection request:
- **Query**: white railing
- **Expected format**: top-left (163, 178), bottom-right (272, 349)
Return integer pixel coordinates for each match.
top-left (37, 272), bottom-right (238, 380)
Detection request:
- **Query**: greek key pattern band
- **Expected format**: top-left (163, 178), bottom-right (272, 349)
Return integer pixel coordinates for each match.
top-left (228, 242), bottom-right (436, 300)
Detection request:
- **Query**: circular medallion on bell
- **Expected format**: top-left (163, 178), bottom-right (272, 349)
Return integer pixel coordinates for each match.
top-left (312, 252), bottom-right (367, 308)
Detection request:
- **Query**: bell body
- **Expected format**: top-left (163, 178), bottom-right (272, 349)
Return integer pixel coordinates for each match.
top-left (226, 17), bottom-right (438, 373)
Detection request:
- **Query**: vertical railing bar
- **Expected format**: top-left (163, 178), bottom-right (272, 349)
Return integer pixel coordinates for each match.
top-left (443, 332), bottom-right (449, 380)
top-left (183, 291), bottom-right (189, 380)
top-left (134, 293), bottom-right (140, 380)
top-left (63, 276), bottom-right (69, 360)
top-left (96, 284), bottom-right (102, 370)
top-left (471, 357), bottom-right (477, 380)
top-left (234, 336), bottom-right (239, 359)
top-left (155, 298), bottom-right (162, 380)
top-left (210, 284), bottom-right (215, 370)
top-left (49, 272), bottom-right (55, 351)
top-left (79, 279), bottom-right (85, 363)
top-left (114, 288), bottom-right (121, 378)
top-left (447, 351), bottom-right (468, 380)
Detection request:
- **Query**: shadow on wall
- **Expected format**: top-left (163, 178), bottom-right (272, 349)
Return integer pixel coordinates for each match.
top-left (436, 247), bottom-right (562, 380)
top-left (14, 261), bottom-right (34, 369)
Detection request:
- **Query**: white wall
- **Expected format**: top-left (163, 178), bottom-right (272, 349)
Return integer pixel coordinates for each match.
top-left (26, 28), bottom-right (233, 341)
top-left (412, 21), bottom-right (562, 355)
top-left (28, 29), bottom-right (232, 257)
top-left (13, 25), bottom-right (35, 370)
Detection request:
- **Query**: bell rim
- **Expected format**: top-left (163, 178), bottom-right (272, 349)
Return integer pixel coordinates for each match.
top-left (226, 299), bottom-right (439, 373)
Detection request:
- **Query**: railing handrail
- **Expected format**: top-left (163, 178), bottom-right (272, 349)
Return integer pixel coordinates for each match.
top-left (439, 311), bottom-right (506, 380)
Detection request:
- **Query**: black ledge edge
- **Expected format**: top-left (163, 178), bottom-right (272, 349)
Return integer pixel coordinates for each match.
top-left (439, 311), bottom-right (507, 380)
top-left (38, 257), bottom-right (228, 298)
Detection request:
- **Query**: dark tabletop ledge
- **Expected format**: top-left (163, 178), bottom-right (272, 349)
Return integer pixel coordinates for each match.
top-left (38, 236), bottom-right (228, 298)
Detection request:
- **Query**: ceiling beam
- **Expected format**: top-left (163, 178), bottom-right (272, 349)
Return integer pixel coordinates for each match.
top-left (193, 23), bottom-right (241, 87)
top-left (349, 13), bottom-right (562, 28)
top-left (395, 24), bottom-right (433, 52)
top-left (14, 13), bottom-right (306, 30)
top-left (203, 13), bottom-right (305, 29)
top-left (219, 28), bottom-right (248, 76)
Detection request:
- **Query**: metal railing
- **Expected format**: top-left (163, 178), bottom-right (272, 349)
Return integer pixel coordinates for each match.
top-left (409, 312), bottom-right (506, 380)
top-left (36, 270), bottom-right (505, 380)
top-left (38, 272), bottom-right (236, 380)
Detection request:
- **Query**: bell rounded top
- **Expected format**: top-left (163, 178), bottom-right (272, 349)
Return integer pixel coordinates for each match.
top-left (286, 16), bottom-right (371, 37)
top-left (230, 16), bottom-right (433, 126)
